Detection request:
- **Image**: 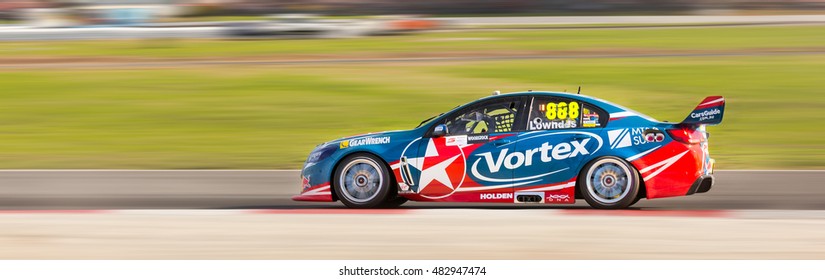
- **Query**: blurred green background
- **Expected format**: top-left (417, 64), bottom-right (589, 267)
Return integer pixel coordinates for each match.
top-left (1, 25), bottom-right (823, 169)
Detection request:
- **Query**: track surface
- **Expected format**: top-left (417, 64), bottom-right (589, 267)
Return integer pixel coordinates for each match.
top-left (2, 170), bottom-right (824, 259)
top-left (0, 170), bottom-right (822, 210)
top-left (4, 209), bottom-right (825, 259)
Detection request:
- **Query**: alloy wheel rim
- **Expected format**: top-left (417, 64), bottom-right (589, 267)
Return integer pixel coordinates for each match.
top-left (586, 159), bottom-right (633, 204)
top-left (339, 158), bottom-right (383, 203)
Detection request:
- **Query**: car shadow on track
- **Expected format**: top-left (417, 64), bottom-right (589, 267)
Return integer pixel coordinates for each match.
top-left (217, 204), bottom-right (611, 210)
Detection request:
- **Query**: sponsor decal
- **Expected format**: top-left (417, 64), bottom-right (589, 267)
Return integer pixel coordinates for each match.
top-left (582, 109), bottom-right (600, 128)
top-left (469, 131), bottom-right (603, 183)
top-left (514, 191), bottom-right (544, 203)
top-left (341, 136), bottom-right (390, 148)
top-left (301, 175), bottom-right (311, 190)
top-left (467, 134), bottom-right (490, 144)
top-left (583, 111), bottom-right (599, 119)
top-left (546, 194), bottom-right (572, 203)
top-left (480, 193), bottom-right (513, 200)
top-left (445, 135), bottom-right (489, 146)
top-left (474, 138), bottom-right (592, 173)
top-left (445, 135), bottom-right (467, 147)
top-left (608, 127), bottom-right (660, 149)
top-left (529, 118), bottom-right (577, 130)
top-left (398, 137), bottom-right (467, 199)
top-left (608, 129), bottom-right (632, 149)
top-left (691, 108), bottom-right (721, 122)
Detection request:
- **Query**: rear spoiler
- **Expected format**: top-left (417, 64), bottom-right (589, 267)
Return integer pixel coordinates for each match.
top-left (681, 96), bottom-right (725, 126)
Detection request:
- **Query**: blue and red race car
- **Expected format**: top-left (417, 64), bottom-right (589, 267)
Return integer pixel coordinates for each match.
top-left (293, 91), bottom-right (725, 209)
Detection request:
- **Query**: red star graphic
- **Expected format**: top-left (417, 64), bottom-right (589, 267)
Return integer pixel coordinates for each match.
top-left (418, 137), bottom-right (466, 197)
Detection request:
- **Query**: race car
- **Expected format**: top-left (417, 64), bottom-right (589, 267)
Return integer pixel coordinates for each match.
top-left (293, 91), bottom-right (725, 209)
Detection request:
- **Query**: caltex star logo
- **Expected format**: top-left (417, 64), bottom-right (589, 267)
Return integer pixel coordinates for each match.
top-left (410, 138), bottom-right (467, 198)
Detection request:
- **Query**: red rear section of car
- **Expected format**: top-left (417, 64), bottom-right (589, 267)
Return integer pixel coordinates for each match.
top-left (630, 139), bottom-right (706, 199)
top-left (630, 95), bottom-right (723, 199)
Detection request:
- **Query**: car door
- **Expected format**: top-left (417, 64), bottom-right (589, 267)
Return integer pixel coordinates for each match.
top-left (408, 96), bottom-right (528, 201)
top-left (511, 96), bottom-right (607, 203)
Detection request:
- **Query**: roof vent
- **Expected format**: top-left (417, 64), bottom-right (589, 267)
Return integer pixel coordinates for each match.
top-left (492, 90), bottom-right (500, 96)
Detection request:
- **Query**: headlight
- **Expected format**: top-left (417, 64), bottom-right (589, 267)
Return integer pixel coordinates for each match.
top-left (305, 144), bottom-right (337, 164)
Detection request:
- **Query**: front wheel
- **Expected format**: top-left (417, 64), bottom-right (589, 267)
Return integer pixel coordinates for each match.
top-left (333, 154), bottom-right (392, 208)
top-left (579, 156), bottom-right (640, 209)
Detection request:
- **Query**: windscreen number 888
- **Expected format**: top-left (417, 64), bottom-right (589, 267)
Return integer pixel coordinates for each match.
top-left (545, 102), bottom-right (579, 120)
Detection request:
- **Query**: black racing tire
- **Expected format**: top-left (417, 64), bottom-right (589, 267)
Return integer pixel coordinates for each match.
top-left (578, 156), bottom-right (641, 209)
top-left (628, 195), bottom-right (643, 207)
top-left (333, 153), bottom-right (392, 209)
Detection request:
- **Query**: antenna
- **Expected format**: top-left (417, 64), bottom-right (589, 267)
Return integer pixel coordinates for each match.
top-left (577, 86), bottom-right (581, 94)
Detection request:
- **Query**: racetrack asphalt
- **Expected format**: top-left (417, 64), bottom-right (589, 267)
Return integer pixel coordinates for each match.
top-left (2, 170), bottom-right (824, 259)
top-left (0, 170), bottom-right (821, 210)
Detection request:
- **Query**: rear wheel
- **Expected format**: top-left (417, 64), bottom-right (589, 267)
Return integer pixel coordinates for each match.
top-left (579, 157), bottom-right (640, 209)
top-left (333, 154), bottom-right (392, 208)
top-left (629, 195), bottom-right (643, 207)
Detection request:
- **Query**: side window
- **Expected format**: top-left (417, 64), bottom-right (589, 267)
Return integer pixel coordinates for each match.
top-left (581, 104), bottom-right (607, 128)
top-left (528, 97), bottom-right (581, 130)
top-left (445, 99), bottom-right (521, 135)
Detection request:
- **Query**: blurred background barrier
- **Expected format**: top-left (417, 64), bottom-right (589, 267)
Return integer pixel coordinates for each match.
top-left (4, 0), bottom-right (825, 24)
top-left (0, 1), bottom-right (823, 170)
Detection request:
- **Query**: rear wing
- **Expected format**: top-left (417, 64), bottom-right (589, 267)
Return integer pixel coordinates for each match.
top-left (681, 96), bottom-right (725, 126)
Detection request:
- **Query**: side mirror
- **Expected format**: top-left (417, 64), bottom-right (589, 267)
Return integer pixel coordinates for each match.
top-left (432, 124), bottom-right (448, 137)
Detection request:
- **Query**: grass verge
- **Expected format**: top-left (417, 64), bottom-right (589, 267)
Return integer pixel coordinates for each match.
top-left (0, 25), bottom-right (822, 169)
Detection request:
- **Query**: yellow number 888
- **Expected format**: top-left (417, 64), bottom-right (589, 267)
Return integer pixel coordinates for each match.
top-left (545, 101), bottom-right (579, 120)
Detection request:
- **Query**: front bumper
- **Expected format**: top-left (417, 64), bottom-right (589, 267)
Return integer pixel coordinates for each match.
top-left (292, 183), bottom-right (334, 202)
